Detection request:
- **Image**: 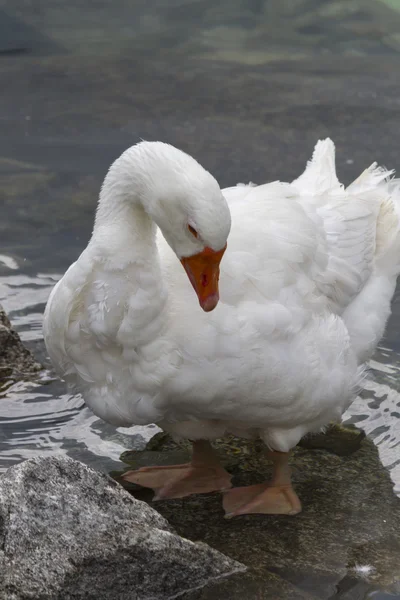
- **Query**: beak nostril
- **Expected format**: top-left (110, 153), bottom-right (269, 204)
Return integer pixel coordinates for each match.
top-left (201, 274), bottom-right (208, 287)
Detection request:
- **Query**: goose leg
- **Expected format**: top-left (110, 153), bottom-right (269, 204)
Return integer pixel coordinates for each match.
top-left (121, 440), bottom-right (232, 500)
top-left (223, 450), bottom-right (301, 517)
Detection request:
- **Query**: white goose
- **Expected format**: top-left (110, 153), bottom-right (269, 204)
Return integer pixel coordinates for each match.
top-left (43, 139), bottom-right (400, 517)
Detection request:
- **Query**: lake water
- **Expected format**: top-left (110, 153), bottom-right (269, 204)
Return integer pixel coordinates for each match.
top-left (0, 1), bottom-right (400, 596)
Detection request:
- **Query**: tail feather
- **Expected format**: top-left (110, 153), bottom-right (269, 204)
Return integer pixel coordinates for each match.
top-left (294, 139), bottom-right (400, 278)
top-left (346, 161), bottom-right (400, 274)
top-left (347, 162), bottom-right (394, 194)
top-left (375, 178), bottom-right (400, 275)
top-left (292, 138), bottom-right (343, 196)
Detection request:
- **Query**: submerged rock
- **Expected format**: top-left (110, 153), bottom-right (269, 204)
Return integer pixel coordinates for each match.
top-left (0, 456), bottom-right (245, 600)
top-left (0, 304), bottom-right (42, 381)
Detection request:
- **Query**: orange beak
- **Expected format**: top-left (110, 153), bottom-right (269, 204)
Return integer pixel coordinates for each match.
top-left (180, 245), bottom-right (226, 312)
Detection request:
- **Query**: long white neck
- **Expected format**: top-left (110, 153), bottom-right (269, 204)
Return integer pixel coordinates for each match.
top-left (89, 146), bottom-right (168, 344)
top-left (91, 147), bottom-right (157, 268)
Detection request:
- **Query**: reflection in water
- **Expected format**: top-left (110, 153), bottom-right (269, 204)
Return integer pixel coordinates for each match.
top-left (0, 378), bottom-right (159, 474)
top-left (344, 351), bottom-right (400, 498)
top-left (0, 271), bottom-right (59, 340)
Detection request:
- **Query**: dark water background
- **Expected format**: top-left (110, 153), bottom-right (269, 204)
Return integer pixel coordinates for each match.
top-left (0, 4), bottom-right (400, 596)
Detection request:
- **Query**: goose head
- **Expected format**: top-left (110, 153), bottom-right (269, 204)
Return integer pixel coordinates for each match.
top-left (132, 142), bottom-right (231, 311)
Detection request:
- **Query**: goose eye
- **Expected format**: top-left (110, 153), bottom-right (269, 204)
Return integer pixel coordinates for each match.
top-left (188, 224), bottom-right (199, 239)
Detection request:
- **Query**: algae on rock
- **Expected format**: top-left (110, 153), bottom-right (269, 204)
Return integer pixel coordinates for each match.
top-left (0, 304), bottom-right (42, 383)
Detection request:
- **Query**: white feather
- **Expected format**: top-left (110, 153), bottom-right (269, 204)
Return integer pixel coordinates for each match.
top-left (43, 139), bottom-right (400, 452)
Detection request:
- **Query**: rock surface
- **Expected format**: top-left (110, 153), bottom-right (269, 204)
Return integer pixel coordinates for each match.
top-left (0, 456), bottom-right (245, 600)
top-left (0, 304), bottom-right (42, 380)
top-left (116, 427), bottom-right (400, 599)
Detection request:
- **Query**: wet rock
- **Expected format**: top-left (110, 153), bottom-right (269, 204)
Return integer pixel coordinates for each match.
top-left (298, 423), bottom-right (366, 456)
top-left (116, 428), bottom-right (400, 599)
top-left (0, 456), bottom-right (245, 600)
top-left (0, 304), bottom-right (42, 381)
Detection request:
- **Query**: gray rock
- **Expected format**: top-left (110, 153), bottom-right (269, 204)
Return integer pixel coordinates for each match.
top-left (0, 304), bottom-right (42, 380)
top-left (0, 456), bottom-right (245, 600)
